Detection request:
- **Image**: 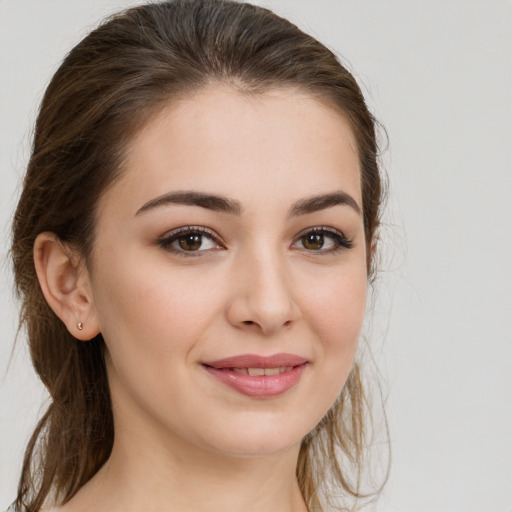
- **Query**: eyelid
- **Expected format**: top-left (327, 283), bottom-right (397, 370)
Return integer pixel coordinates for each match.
top-left (292, 226), bottom-right (353, 251)
top-left (156, 225), bottom-right (352, 256)
top-left (157, 225), bottom-right (225, 255)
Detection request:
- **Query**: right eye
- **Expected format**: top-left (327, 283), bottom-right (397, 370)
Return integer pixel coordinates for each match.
top-left (158, 226), bottom-right (224, 256)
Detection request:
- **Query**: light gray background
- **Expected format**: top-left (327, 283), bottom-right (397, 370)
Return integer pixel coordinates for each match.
top-left (1, 1), bottom-right (511, 511)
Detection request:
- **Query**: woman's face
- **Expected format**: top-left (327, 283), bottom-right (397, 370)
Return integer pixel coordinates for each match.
top-left (87, 85), bottom-right (367, 458)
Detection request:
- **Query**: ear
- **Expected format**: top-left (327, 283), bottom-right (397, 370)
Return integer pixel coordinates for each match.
top-left (33, 232), bottom-right (100, 341)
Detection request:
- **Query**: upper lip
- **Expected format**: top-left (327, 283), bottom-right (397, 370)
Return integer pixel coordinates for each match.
top-left (202, 353), bottom-right (308, 369)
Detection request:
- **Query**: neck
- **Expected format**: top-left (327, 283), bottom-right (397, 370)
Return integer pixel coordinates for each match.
top-left (64, 418), bottom-right (308, 512)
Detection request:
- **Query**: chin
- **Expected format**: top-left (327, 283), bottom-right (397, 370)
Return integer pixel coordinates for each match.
top-left (213, 436), bottom-right (302, 459)
top-left (193, 414), bottom-right (311, 459)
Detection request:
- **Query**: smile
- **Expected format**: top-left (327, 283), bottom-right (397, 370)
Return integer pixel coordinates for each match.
top-left (232, 366), bottom-right (293, 376)
top-left (202, 353), bottom-right (309, 398)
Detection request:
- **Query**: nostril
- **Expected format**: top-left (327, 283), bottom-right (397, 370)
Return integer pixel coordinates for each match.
top-left (243, 320), bottom-right (255, 325)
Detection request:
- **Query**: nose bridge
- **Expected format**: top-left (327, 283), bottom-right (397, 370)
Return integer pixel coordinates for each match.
top-left (228, 241), bottom-right (299, 335)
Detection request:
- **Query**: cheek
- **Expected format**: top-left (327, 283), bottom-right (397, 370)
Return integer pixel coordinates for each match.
top-left (90, 253), bottom-right (225, 377)
top-left (89, 256), bottom-right (229, 431)
top-left (301, 266), bottom-right (367, 390)
top-left (303, 264), bottom-right (367, 341)
top-left (326, 280), bottom-right (367, 346)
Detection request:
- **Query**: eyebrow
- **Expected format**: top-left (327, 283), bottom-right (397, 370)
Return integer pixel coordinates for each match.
top-left (135, 191), bottom-right (243, 216)
top-left (135, 190), bottom-right (361, 217)
top-left (288, 192), bottom-right (361, 217)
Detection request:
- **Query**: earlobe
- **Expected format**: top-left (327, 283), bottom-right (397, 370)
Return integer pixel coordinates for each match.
top-left (33, 232), bottom-right (100, 341)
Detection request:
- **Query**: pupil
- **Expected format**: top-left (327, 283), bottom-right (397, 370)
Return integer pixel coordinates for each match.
top-left (178, 234), bottom-right (202, 251)
top-left (303, 233), bottom-right (324, 250)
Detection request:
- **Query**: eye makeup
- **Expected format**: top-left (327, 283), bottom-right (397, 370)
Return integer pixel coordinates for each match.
top-left (157, 225), bottom-right (225, 257)
top-left (157, 224), bottom-right (353, 258)
top-left (292, 226), bottom-right (353, 253)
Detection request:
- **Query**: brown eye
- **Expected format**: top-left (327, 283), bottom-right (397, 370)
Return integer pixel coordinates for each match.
top-left (292, 227), bottom-right (353, 253)
top-left (158, 227), bottom-right (222, 255)
top-left (178, 234), bottom-right (203, 251)
top-left (301, 233), bottom-right (325, 250)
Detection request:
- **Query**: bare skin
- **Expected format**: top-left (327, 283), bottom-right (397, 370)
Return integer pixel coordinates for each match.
top-left (36, 85), bottom-right (366, 512)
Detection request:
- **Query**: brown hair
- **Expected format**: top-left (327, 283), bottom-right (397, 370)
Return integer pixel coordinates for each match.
top-left (11, 1), bottom-right (386, 510)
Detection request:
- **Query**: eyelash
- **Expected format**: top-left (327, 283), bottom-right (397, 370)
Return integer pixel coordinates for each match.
top-left (157, 226), bottom-right (223, 257)
top-left (293, 226), bottom-right (353, 253)
top-left (157, 225), bottom-right (353, 256)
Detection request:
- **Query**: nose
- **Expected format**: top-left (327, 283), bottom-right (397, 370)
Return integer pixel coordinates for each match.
top-left (225, 247), bottom-right (301, 336)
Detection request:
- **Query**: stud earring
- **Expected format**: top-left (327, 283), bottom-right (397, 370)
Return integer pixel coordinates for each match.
top-left (77, 321), bottom-right (83, 331)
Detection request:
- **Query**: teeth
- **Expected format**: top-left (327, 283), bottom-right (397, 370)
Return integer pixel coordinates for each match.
top-left (224, 366), bottom-right (296, 376)
top-left (243, 367), bottom-right (292, 376)
top-left (247, 367), bottom-right (265, 376)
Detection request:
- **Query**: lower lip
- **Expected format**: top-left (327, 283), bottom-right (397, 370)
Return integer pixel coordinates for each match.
top-left (203, 364), bottom-right (308, 398)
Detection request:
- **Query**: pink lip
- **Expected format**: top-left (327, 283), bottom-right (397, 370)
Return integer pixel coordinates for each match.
top-left (202, 353), bottom-right (309, 398)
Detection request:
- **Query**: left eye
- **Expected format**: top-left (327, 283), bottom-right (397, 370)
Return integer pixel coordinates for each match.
top-left (158, 227), bottom-right (222, 254)
top-left (292, 228), bottom-right (352, 252)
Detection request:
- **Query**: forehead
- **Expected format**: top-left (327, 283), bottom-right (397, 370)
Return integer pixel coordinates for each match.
top-left (100, 85), bottom-right (361, 215)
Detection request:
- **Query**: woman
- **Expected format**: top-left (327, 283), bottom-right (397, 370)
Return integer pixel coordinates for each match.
top-left (9, 1), bottom-right (386, 511)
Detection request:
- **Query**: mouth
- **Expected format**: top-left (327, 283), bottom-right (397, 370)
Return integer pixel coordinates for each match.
top-left (227, 366), bottom-right (295, 376)
top-left (201, 353), bottom-right (309, 398)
